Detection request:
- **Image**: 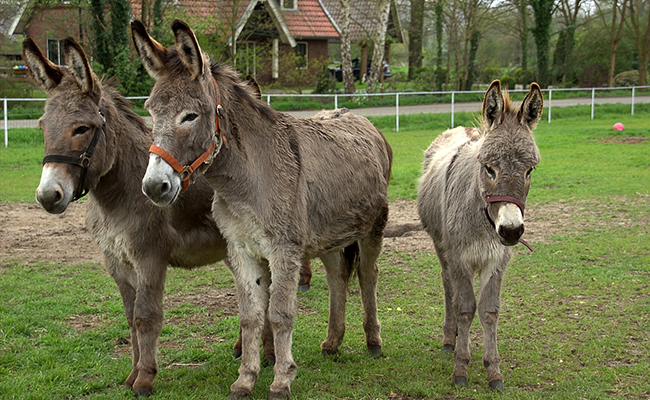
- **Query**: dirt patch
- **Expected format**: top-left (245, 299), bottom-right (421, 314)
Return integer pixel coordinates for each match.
top-left (597, 136), bottom-right (649, 144)
top-left (2, 197), bottom-right (646, 267)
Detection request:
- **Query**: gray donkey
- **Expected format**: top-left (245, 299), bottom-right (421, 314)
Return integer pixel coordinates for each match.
top-left (131, 20), bottom-right (392, 399)
top-left (418, 80), bottom-right (542, 390)
top-left (22, 37), bottom-right (312, 397)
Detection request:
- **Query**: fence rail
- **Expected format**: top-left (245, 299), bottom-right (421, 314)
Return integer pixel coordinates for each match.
top-left (4, 85), bottom-right (650, 147)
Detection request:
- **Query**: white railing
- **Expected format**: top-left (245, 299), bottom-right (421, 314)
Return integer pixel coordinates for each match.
top-left (4, 86), bottom-right (650, 147)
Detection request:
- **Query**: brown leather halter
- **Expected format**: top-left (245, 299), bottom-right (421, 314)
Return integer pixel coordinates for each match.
top-left (148, 76), bottom-right (225, 191)
top-left (42, 109), bottom-right (106, 201)
top-left (483, 191), bottom-right (533, 251)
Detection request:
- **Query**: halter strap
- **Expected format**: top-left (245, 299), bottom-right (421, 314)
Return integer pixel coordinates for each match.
top-left (42, 109), bottom-right (105, 201)
top-left (483, 191), bottom-right (533, 251)
top-left (148, 76), bottom-right (224, 192)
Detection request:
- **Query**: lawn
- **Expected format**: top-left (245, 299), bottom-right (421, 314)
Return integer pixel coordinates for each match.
top-left (0, 105), bottom-right (649, 399)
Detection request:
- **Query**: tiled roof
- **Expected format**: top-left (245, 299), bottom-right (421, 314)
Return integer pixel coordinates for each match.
top-left (282, 0), bottom-right (339, 39)
top-left (320, 0), bottom-right (403, 42)
top-left (131, 0), bottom-right (338, 40)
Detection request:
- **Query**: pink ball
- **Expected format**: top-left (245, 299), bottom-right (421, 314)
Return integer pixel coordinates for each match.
top-left (613, 122), bottom-right (624, 131)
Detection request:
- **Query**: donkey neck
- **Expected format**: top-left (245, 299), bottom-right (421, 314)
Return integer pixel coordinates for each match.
top-left (89, 87), bottom-right (152, 206)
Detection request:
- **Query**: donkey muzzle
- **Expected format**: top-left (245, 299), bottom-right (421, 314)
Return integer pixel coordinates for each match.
top-left (494, 203), bottom-right (524, 246)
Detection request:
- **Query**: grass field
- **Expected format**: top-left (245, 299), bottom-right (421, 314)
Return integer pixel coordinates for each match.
top-left (1, 105), bottom-right (649, 399)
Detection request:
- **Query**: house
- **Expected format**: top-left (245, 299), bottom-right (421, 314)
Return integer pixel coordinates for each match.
top-left (320, 0), bottom-right (404, 80)
top-left (5, 0), bottom-right (340, 86)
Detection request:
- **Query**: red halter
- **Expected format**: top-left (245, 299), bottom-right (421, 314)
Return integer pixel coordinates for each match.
top-left (149, 76), bottom-right (225, 191)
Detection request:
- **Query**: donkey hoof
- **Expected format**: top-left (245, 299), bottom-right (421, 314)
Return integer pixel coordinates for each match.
top-left (453, 376), bottom-right (467, 386)
top-left (298, 283), bottom-right (310, 292)
top-left (489, 379), bottom-right (504, 391)
top-left (264, 354), bottom-right (276, 366)
top-left (367, 345), bottom-right (382, 358)
top-left (133, 386), bottom-right (153, 398)
top-left (321, 348), bottom-right (338, 357)
top-left (228, 389), bottom-right (252, 400)
top-left (269, 388), bottom-right (291, 400)
top-left (233, 348), bottom-right (242, 359)
top-left (443, 344), bottom-right (455, 353)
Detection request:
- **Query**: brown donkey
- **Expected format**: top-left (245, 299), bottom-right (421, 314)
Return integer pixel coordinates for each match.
top-left (418, 80), bottom-right (542, 390)
top-left (22, 37), bottom-right (310, 397)
top-left (131, 19), bottom-right (392, 399)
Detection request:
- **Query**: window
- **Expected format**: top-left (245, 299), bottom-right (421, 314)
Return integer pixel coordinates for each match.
top-left (295, 42), bottom-right (307, 69)
top-left (47, 39), bottom-right (64, 65)
top-left (281, 0), bottom-right (296, 10)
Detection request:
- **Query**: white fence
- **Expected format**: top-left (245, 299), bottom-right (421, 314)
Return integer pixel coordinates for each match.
top-left (4, 85), bottom-right (650, 147)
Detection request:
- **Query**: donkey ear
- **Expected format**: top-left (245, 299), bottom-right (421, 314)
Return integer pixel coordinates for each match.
top-left (246, 75), bottom-right (262, 100)
top-left (131, 19), bottom-right (168, 80)
top-left (22, 37), bottom-right (63, 92)
top-left (483, 80), bottom-right (504, 130)
top-left (63, 37), bottom-right (95, 95)
top-left (172, 19), bottom-right (206, 80)
top-left (520, 82), bottom-right (544, 130)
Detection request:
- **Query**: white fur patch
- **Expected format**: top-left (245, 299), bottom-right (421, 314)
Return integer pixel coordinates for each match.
top-left (142, 154), bottom-right (181, 206)
top-left (494, 203), bottom-right (523, 232)
top-left (36, 164), bottom-right (74, 213)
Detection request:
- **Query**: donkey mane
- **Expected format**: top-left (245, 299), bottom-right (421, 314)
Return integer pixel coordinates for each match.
top-left (99, 77), bottom-right (150, 134)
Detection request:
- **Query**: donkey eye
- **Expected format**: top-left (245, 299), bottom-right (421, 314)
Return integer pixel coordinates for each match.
top-left (526, 167), bottom-right (535, 178)
top-left (181, 113), bottom-right (198, 123)
top-left (73, 126), bottom-right (90, 136)
top-left (485, 165), bottom-right (496, 179)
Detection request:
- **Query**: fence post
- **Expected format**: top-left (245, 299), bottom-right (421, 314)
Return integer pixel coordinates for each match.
top-left (631, 87), bottom-right (635, 116)
top-left (267, 94), bottom-right (271, 105)
top-left (548, 89), bottom-right (552, 123)
top-left (4, 98), bottom-right (7, 148)
top-left (334, 94), bottom-right (338, 110)
top-left (396, 93), bottom-right (399, 132)
top-left (451, 91), bottom-right (455, 128)
top-left (591, 88), bottom-right (595, 120)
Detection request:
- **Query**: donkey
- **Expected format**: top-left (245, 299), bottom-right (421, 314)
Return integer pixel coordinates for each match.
top-left (21, 37), bottom-right (309, 397)
top-left (417, 80), bottom-right (542, 390)
top-left (131, 19), bottom-right (392, 399)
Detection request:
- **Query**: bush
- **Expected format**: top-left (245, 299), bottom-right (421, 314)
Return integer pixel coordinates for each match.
top-left (412, 66), bottom-right (434, 91)
top-left (500, 75), bottom-right (515, 90)
top-left (481, 67), bottom-right (501, 84)
top-left (614, 70), bottom-right (639, 87)
top-left (313, 64), bottom-right (338, 94)
top-left (513, 68), bottom-right (534, 85)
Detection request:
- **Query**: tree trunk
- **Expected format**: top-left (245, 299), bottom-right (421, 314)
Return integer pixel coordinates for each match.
top-left (338, 0), bottom-right (355, 94)
top-left (367, 0), bottom-right (391, 93)
top-left (408, 0), bottom-right (425, 80)
top-left (435, 0), bottom-right (444, 90)
top-left (531, 0), bottom-right (554, 87)
top-left (520, 0), bottom-right (529, 81)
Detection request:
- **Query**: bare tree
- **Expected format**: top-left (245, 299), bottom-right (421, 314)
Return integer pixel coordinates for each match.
top-left (555, 0), bottom-right (586, 84)
top-left (367, 0), bottom-right (391, 93)
top-left (626, 0), bottom-right (650, 85)
top-left (338, 0), bottom-right (356, 94)
top-left (595, 0), bottom-right (629, 86)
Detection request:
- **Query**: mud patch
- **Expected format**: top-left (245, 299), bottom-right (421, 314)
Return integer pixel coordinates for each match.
top-left (597, 136), bottom-right (648, 144)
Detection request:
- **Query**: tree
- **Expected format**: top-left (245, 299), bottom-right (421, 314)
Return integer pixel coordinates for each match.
top-left (339, 0), bottom-right (356, 94)
top-left (595, 0), bottom-right (629, 86)
top-left (626, 0), bottom-right (650, 85)
top-left (434, 0), bottom-right (445, 90)
top-left (530, 0), bottom-right (555, 87)
top-left (555, 0), bottom-right (586, 84)
top-left (367, 0), bottom-right (392, 93)
top-left (408, 0), bottom-right (426, 80)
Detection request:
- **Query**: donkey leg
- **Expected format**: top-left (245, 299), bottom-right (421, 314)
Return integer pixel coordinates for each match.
top-left (267, 251), bottom-right (301, 399)
top-left (478, 265), bottom-right (505, 390)
top-left (319, 251), bottom-right (350, 355)
top-left (105, 257), bottom-right (140, 390)
top-left (298, 259), bottom-right (312, 292)
top-left (229, 252), bottom-right (269, 399)
top-left (451, 272), bottom-right (476, 386)
top-left (130, 258), bottom-right (167, 397)
top-left (438, 251), bottom-right (457, 352)
top-left (358, 236), bottom-right (383, 357)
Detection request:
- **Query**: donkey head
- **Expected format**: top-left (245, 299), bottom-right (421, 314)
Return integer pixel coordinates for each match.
top-left (479, 80), bottom-right (542, 246)
top-left (131, 19), bottom-right (220, 206)
top-left (23, 37), bottom-right (108, 214)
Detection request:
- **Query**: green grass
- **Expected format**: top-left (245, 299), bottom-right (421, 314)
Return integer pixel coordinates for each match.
top-left (1, 104), bottom-right (649, 398)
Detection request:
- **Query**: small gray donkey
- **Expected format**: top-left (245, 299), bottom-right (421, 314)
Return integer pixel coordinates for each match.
top-left (418, 80), bottom-right (543, 390)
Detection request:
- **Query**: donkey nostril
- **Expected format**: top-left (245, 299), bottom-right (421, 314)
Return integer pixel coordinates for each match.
top-left (53, 190), bottom-right (63, 203)
top-left (159, 181), bottom-right (170, 196)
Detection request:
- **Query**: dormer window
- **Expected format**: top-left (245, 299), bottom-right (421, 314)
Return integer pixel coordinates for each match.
top-left (281, 0), bottom-right (297, 10)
